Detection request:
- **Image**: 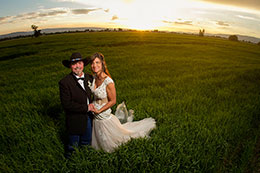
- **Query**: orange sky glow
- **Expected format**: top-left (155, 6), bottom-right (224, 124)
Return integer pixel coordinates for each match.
top-left (0, 0), bottom-right (259, 38)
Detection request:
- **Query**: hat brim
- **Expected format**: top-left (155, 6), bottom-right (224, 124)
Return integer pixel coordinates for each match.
top-left (62, 57), bottom-right (91, 68)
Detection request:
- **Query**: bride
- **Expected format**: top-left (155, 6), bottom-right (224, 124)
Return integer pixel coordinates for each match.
top-left (88, 52), bottom-right (156, 153)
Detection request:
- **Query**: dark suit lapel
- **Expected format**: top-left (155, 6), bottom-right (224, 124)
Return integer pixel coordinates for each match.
top-left (69, 72), bottom-right (92, 101)
top-left (84, 73), bottom-right (93, 100)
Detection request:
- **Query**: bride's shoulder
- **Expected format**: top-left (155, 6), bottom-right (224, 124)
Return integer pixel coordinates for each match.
top-left (105, 76), bottom-right (114, 85)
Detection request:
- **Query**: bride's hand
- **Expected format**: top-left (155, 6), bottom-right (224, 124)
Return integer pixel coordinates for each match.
top-left (92, 107), bottom-right (101, 115)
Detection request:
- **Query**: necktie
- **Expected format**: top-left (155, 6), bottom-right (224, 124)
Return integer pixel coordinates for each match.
top-left (77, 77), bottom-right (84, 81)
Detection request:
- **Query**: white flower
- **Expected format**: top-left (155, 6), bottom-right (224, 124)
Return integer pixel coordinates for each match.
top-left (88, 80), bottom-right (92, 90)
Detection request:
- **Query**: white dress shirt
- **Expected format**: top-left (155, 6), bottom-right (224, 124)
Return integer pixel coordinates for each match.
top-left (74, 73), bottom-right (89, 105)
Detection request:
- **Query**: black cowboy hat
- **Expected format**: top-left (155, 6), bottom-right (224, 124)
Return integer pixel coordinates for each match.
top-left (62, 52), bottom-right (90, 68)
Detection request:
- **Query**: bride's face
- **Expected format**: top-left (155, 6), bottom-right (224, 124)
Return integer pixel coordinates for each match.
top-left (91, 57), bottom-right (103, 74)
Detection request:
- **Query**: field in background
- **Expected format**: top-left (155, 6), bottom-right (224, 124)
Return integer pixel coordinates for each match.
top-left (0, 32), bottom-right (260, 172)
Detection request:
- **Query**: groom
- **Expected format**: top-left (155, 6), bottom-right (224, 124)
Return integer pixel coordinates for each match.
top-left (59, 52), bottom-right (94, 158)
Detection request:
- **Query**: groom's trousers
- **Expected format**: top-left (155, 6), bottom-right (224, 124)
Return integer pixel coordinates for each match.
top-left (68, 116), bottom-right (92, 152)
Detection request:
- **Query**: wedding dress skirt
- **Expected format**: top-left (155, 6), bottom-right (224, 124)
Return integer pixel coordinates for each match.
top-left (91, 114), bottom-right (156, 152)
top-left (89, 76), bottom-right (156, 152)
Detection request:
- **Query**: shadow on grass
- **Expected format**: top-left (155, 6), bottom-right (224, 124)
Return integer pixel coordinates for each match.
top-left (61, 48), bottom-right (77, 52)
top-left (38, 97), bottom-right (68, 148)
top-left (0, 51), bottom-right (38, 61)
top-left (0, 42), bottom-right (43, 50)
top-left (94, 41), bottom-right (152, 47)
top-left (94, 40), bottom-right (211, 47)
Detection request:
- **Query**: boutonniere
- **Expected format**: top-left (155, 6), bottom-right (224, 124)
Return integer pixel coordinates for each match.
top-left (88, 80), bottom-right (92, 90)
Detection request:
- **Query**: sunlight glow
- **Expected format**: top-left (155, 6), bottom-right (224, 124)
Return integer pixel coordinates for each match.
top-left (83, 0), bottom-right (234, 31)
top-left (108, 0), bottom-right (193, 30)
top-left (71, 0), bottom-right (260, 38)
top-left (1, 0), bottom-right (260, 38)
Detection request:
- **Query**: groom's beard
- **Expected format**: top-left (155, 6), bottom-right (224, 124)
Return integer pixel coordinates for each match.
top-left (73, 67), bottom-right (83, 76)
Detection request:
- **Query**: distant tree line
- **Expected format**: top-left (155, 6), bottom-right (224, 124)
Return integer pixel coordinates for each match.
top-left (1, 25), bottom-right (260, 45)
top-left (197, 29), bottom-right (260, 45)
top-left (228, 35), bottom-right (238, 41)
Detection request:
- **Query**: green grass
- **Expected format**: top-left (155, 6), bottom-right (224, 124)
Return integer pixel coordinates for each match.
top-left (0, 31), bottom-right (260, 172)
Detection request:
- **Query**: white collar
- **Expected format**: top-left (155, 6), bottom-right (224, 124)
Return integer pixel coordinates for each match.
top-left (74, 73), bottom-right (85, 79)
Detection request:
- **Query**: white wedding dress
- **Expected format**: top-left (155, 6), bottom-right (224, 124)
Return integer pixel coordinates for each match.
top-left (89, 76), bottom-right (156, 152)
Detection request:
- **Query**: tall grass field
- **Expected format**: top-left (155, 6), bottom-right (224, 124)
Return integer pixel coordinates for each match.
top-left (1, 31), bottom-right (260, 172)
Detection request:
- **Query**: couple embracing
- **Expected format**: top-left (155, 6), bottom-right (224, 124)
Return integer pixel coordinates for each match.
top-left (59, 52), bottom-right (156, 156)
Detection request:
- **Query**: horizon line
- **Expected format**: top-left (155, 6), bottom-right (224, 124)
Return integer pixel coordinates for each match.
top-left (1, 26), bottom-right (260, 43)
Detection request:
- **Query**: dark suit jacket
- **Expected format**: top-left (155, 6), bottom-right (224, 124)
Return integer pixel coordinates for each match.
top-left (59, 72), bottom-right (93, 135)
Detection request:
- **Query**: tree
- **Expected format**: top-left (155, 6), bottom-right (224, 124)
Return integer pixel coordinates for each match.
top-left (31, 24), bottom-right (41, 37)
top-left (199, 29), bottom-right (205, 37)
top-left (228, 35), bottom-right (238, 41)
top-left (31, 24), bottom-right (38, 31)
top-left (257, 41), bottom-right (260, 46)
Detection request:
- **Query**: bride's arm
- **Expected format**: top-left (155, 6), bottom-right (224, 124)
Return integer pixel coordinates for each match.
top-left (94, 83), bottom-right (116, 114)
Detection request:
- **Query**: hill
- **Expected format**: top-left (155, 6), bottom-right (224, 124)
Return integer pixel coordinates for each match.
top-left (0, 27), bottom-right (104, 40)
top-left (210, 33), bottom-right (260, 43)
top-left (1, 27), bottom-right (260, 43)
top-left (0, 32), bottom-right (260, 172)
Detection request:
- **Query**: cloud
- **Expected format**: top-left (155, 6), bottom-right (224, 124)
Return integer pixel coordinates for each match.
top-left (0, 16), bottom-right (12, 22)
top-left (0, 8), bottom-right (100, 25)
top-left (0, 16), bottom-right (16, 25)
top-left (38, 10), bottom-right (67, 17)
top-left (123, 0), bottom-right (134, 2)
top-left (175, 21), bottom-right (193, 25)
top-left (15, 12), bottom-right (37, 19)
top-left (56, 0), bottom-right (75, 2)
top-left (47, 10), bottom-right (67, 16)
top-left (163, 19), bottom-right (193, 25)
top-left (192, 11), bottom-right (208, 15)
top-left (11, 9), bottom-right (68, 20)
top-left (104, 9), bottom-right (110, 13)
top-left (162, 20), bottom-right (173, 24)
top-left (236, 15), bottom-right (260, 21)
top-left (197, 0), bottom-right (260, 10)
top-left (216, 21), bottom-right (229, 26)
top-left (71, 8), bottom-right (100, 14)
top-left (111, 15), bottom-right (118, 20)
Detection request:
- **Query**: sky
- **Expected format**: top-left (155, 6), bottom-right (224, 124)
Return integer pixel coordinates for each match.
top-left (0, 0), bottom-right (260, 38)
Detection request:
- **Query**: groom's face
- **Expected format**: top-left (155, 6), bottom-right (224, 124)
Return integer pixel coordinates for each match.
top-left (71, 61), bottom-right (84, 76)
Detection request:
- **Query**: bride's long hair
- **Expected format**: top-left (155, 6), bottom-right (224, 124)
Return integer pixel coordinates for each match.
top-left (90, 52), bottom-right (111, 78)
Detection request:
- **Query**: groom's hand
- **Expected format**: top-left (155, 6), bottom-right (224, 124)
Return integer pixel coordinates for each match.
top-left (88, 104), bottom-right (95, 112)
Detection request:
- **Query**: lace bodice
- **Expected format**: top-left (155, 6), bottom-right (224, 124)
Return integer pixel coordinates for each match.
top-left (88, 76), bottom-right (114, 119)
top-left (89, 76), bottom-right (114, 99)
